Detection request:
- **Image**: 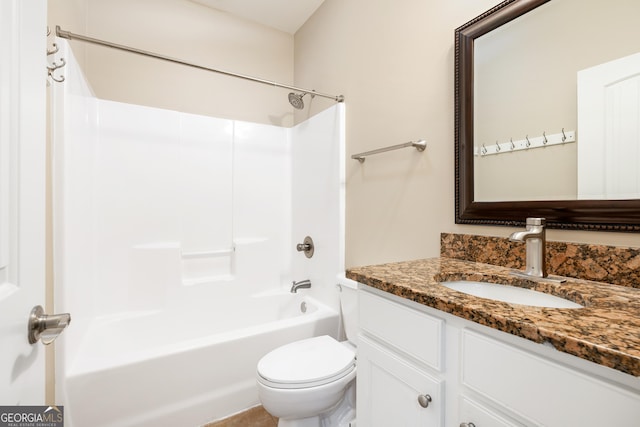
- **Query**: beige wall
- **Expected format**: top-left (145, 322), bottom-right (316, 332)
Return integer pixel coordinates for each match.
top-left (295, 0), bottom-right (640, 268)
top-left (49, 0), bottom-right (296, 126)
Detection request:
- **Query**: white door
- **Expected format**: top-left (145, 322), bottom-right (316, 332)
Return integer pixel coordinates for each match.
top-left (577, 52), bottom-right (640, 199)
top-left (0, 0), bottom-right (48, 404)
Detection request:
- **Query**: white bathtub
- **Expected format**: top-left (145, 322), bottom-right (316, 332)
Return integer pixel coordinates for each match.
top-left (64, 292), bottom-right (339, 427)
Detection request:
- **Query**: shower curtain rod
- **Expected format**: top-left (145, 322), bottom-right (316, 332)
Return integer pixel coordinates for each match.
top-left (55, 26), bottom-right (345, 103)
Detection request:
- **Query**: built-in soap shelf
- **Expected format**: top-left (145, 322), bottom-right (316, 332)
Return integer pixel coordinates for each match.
top-left (181, 247), bottom-right (235, 259)
top-left (130, 242), bottom-right (235, 287)
top-left (181, 246), bottom-right (235, 286)
top-left (131, 238), bottom-right (276, 288)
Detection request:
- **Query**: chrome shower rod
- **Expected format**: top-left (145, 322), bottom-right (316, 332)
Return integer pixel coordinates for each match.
top-left (55, 26), bottom-right (344, 103)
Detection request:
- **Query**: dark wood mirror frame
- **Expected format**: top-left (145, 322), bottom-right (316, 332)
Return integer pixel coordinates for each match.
top-left (454, 0), bottom-right (640, 231)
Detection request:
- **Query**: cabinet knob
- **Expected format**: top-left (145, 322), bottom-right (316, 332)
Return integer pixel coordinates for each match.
top-left (417, 394), bottom-right (432, 408)
top-left (460, 423), bottom-right (476, 427)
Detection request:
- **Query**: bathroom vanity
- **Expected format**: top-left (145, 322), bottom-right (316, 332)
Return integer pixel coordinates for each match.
top-left (348, 256), bottom-right (640, 427)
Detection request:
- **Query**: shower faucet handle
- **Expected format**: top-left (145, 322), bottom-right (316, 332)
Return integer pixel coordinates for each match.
top-left (296, 236), bottom-right (314, 258)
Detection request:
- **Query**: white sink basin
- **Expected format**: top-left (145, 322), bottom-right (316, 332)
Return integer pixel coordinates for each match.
top-left (440, 280), bottom-right (583, 309)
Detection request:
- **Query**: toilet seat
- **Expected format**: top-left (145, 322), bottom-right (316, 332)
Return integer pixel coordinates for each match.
top-left (257, 335), bottom-right (356, 389)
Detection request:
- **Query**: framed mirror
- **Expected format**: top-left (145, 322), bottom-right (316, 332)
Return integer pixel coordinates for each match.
top-left (455, 0), bottom-right (640, 231)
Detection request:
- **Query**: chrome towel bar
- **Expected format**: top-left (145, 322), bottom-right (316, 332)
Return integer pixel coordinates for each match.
top-left (351, 139), bottom-right (426, 163)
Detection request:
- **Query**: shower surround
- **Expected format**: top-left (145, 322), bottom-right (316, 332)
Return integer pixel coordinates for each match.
top-left (52, 41), bottom-right (345, 427)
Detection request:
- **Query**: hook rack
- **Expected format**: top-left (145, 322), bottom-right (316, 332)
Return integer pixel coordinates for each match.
top-left (47, 29), bottom-right (66, 83)
top-left (351, 139), bottom-right (426, 163)
top-left (475, 129), bottom-right (575, 157)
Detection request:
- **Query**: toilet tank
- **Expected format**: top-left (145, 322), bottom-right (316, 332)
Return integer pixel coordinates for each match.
top-left (337, 274), bottom-right (359, 347)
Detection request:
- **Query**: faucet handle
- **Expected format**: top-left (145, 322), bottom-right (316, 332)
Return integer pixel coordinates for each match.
top-left (296, 236), bottom-right (314, 258)
top-left (526, 217), bottom-right (545, 227)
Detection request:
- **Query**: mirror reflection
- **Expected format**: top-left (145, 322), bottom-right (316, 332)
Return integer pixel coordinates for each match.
top-left (473, 0), bottom-right (640, 202)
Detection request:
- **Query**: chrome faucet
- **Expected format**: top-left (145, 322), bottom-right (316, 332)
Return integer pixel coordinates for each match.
top-left (291, 279), bottom-right (312, 293)
top-left (509, 217), bottom-right (547, 279)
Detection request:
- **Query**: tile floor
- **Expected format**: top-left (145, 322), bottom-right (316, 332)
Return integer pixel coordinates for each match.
top-left (204, 405), bottom-right (278, 427)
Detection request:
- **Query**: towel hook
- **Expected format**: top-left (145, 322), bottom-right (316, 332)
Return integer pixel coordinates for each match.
top-left (47, 57), bottom-right (66, 83)
top-left (542, 131), bottom-right (548, 144)
top-left (481, 143), bottom-right (487, 156)
top-left (47, 42), bottom-right (59, 56)
top-left (561, 128), bottom-right (567, 142)
top-left (495, 140), bottom-right (501, 152)
top-left (47, 58), bottom-right (66, 71)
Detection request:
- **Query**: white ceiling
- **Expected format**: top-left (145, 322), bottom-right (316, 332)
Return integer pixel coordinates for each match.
top-left (191, 0), bottom-right (325, 34)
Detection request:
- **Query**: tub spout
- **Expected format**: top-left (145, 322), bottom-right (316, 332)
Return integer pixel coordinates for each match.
top-left (291, 279), bottom-right (311, 293)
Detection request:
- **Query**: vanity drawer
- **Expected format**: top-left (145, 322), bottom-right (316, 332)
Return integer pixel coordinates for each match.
top-left (359, 290), bottom-right (443, 371)
top-left (461, 330), bottom-right (640, 426)
top-left (459, 396), bottom-right (524, 427)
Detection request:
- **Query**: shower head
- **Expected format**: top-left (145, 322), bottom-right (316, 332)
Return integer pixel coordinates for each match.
top-left (288, 91), bottom-right (315, 110)
top-left (288, 92), bottom-right (306, 109)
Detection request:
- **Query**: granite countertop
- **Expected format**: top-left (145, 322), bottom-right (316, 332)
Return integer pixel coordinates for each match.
top-left (346, 257), bottom-right (640, 377)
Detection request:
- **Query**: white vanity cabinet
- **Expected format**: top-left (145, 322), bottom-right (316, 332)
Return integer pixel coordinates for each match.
top-left (357, 286), bottom-right (640, 427)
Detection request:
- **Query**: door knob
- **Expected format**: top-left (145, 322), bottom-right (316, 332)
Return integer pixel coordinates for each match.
top-left (28, 305), bottom-right (71, 345)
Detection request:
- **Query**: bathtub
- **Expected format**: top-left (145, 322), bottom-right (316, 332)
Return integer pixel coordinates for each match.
top-left (64, 292), bottom-right (339, 427)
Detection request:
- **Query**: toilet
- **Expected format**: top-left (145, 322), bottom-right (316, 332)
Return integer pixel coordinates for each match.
top-left (256, 276), bottom-right (359, 427)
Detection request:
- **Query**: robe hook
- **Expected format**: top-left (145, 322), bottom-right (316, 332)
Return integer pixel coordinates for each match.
top-left (47, 43), bottom-right (59, 56)
top-left (47, 58), bottom-right (66, 71)
top-left (48, 71), bottom-right (65, 83)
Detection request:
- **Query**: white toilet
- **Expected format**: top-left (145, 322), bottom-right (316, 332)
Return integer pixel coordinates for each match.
top-left (256, 276), bottom-right (359, 427)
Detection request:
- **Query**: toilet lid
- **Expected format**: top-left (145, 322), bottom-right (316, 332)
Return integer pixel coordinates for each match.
top-left (257, 335), bottom-right (355, 388)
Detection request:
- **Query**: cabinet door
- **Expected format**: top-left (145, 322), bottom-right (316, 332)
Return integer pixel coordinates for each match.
top-left (462, 330), bottom-right (640, 426)
top-left (357, 336), bottom-right (444, 427)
